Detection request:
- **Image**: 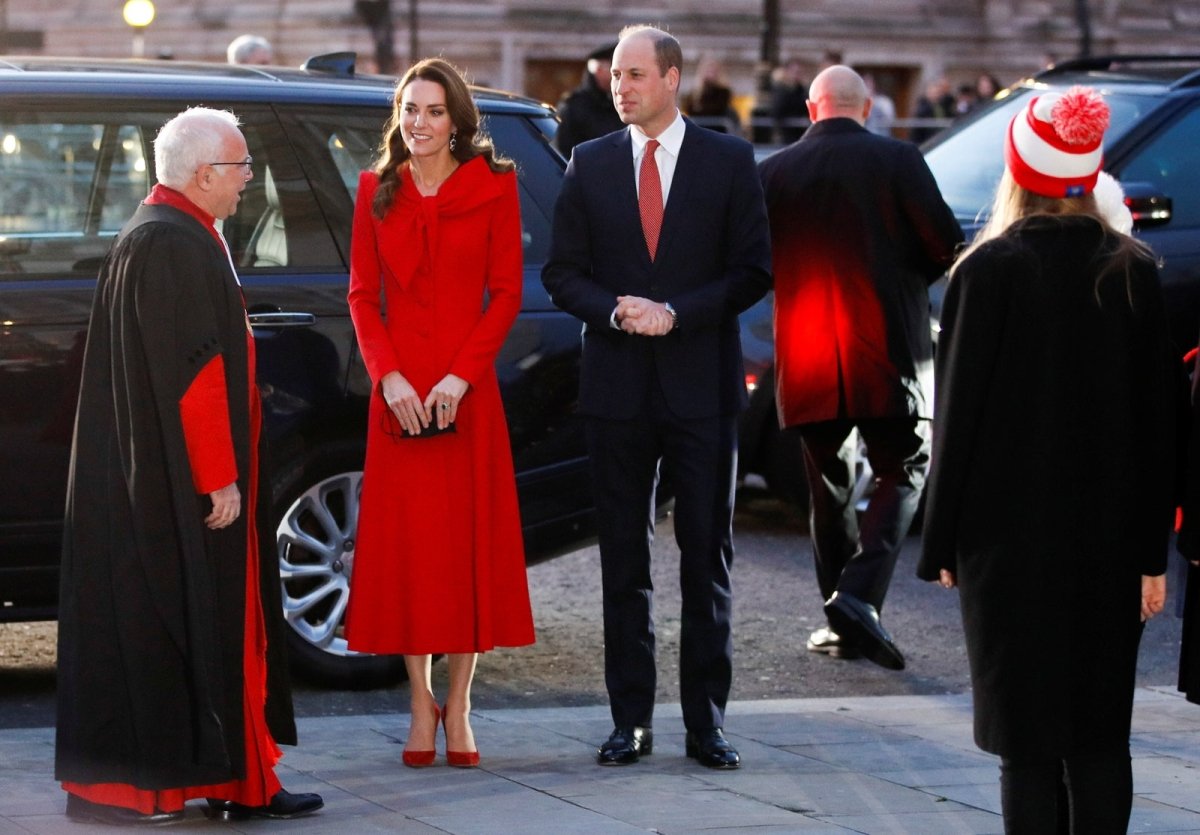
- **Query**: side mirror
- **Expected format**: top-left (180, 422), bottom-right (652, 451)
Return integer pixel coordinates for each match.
top-left (1121, 181), bottom-right (1173, 230)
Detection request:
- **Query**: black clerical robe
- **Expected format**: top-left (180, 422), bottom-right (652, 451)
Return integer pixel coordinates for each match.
top-left (55, 200), bottom-right (295, 790)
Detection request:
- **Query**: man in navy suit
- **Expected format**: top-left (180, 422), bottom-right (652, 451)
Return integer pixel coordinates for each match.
top-left (543, 25), bottom-right (771, 770)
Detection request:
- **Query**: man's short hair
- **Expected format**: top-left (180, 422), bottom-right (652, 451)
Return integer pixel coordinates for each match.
top-left (154, 107), bottom-right (242, 189)
top-left (617, 25), bottom-right (682, 78)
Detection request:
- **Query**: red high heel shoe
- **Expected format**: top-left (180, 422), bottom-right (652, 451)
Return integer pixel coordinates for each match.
top-left (402, 704), bottom-right (440, 768)
top-left (442, 704), bottom-right (480, 768)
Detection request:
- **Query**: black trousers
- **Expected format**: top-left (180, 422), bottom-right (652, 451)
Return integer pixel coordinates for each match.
top-left (999, 750), bottom-right (1132, 834)
top-left (797, 417), bottom-right (930, 610)
top-left (585, 382), bottom-right (737, 733)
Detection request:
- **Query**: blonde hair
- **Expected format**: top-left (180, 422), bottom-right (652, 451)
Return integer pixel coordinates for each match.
top-left (950, 168), bottom-right (1154, 285)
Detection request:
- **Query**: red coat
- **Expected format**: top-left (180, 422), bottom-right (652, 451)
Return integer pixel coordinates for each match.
top-left (344, 157), bottom-right (535, 654)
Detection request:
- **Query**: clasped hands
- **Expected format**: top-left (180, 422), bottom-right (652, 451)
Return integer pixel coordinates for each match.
top-left (382, 370), bottom-right (469, 435)
top-left (934, 568), bottom-right (1167, 622)
top-left (615, 295), bottom-right (674, 336)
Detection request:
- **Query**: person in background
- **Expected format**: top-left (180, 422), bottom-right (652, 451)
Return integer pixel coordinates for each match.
top-left (758, 65), bottom-right (961, 672)
top-left (543, 24), bottom-right (771, 771)
top-left (555, 42), bottom-right (624, 157)
top-left (769, 58), bottom-right (808, 143)
top-left (55, 106), bottom-right (322, 826)
top-left (911, 75), bottom-right (954, 143)
top-left (862, 71), bottom-right (896, 137)
top-left (344, 58), bottom-right (535, 770)
top-left (682, 54), bottom-right (741, 134)
top-left (227, 34), bottom-right (274, 66)
top-left (954, 83), bottom-right (979, 116)
top-left (920, 86), bottom-right (1174, 833)
top-left (972, 72), bottom-right (1003, 111)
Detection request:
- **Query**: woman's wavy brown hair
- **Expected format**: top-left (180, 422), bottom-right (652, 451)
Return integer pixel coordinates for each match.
top-left (371, 57), bottom-right (515, 219)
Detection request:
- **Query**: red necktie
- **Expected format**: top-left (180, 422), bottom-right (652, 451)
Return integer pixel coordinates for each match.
top-left (639, 139), bottom-right (663, 260)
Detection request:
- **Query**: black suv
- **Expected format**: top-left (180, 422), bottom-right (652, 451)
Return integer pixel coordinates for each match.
top-left (0, 55), bottom-right (591, 687)
top-left (924, 55), bottom-right (1200, 351)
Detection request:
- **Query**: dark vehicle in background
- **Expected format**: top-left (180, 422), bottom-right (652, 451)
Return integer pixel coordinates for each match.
top-left (924, 55), bottom-right (1200, 352)
top-left (0, 55), bottom-right (589, 688)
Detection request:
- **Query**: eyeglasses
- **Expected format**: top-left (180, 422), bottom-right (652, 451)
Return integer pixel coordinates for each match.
top-left (206, 157), bottom-right (253, 174)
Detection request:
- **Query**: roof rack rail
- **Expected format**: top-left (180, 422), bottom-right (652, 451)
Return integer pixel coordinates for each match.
top-left (1041, 54), bottom-right (1200, 77)
top-left (302, 52), bottom-right (356, 77)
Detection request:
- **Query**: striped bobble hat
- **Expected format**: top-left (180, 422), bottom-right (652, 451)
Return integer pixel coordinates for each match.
top-left (1004, 85), bottom-right (1110, 198)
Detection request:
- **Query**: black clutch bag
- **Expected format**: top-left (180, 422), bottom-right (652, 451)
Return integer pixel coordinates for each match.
top-left (380, 407), bottom-right (456, 440)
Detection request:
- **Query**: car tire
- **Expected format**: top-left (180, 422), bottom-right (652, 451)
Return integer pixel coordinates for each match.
top-left (270, 442), bottom-right (405, 689)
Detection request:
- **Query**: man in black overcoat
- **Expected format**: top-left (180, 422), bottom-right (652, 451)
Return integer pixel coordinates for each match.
top-left (758, 65), bottom-right (962, 671)
top-left (543, 25), bottom-right (772, 769)
top-left (555, 42), bottom-right (624, 158)
top-left (55, 107), bottom-right (321, 825)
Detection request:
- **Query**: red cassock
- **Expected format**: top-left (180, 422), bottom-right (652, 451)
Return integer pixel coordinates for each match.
top-left (344, 157), bottom-right (535, 655)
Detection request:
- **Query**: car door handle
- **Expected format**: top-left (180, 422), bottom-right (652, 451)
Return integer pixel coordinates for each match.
top-left (247, 311), bottom-right (318, 328)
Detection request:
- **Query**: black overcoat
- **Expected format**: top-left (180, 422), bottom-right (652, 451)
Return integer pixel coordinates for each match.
top-left (757, 117), bottom-right (962, 427)
top-left (55, 203), bottom-right (296, 789)
top-left (1174, 328), bottom-right (1200, 703)
top-left (919, 215), bottom-right (1174, 759)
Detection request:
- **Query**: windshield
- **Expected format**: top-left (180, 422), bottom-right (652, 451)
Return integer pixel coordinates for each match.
top-left (924, 88), bottom-right (1160, 221)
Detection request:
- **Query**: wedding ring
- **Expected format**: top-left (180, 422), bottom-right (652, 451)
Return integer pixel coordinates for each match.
top-left (440, 403), bottom-right (450, 410)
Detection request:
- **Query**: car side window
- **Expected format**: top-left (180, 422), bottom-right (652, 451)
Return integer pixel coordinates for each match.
top-left (483, 113), bottom-right (563, 268)
top-left (0, 105), bottom-right (340, 277)
top-left (0, 115), bottom-right (150, 276)
top-left (1119, 104), bottom-right (1200, 227)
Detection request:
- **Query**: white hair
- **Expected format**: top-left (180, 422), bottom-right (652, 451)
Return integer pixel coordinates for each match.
top-left (227, 34), bottom-right (273, 65)
top-left (154, 107), bottom-right (242, 189)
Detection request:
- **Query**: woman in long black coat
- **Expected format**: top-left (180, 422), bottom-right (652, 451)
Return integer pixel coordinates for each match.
top-left (919, 86), bottom-right (1175, 833)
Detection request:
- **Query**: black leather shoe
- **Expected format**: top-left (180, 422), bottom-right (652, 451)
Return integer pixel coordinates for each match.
top-left (597, 726), bottom-right (653, 765)
top-left (685, 728), bottom-right (740, 769)
top-left (825, 591), bottom-right (906, 671)
top-left (205, 789), bottom-right (324, 821)
top-left (65, 794), bottom-right (184, 826)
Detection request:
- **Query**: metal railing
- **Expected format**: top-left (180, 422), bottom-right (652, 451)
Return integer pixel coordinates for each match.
top-left (687, 114), bottom-right (957, 145)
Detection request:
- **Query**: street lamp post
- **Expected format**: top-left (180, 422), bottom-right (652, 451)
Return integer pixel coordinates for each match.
top-left (122, 0), bottom-right (155, 58)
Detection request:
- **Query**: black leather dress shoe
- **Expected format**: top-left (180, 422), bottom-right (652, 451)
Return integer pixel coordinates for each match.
top-left (825, 591), bottom-right (905, 671)
top-left (205, 789), bottom-right (324, 821)
top-left (597, 726), bottom-right (653, 765)
top-left (65, 794), bottom-right (184, 826)
top-left (685, 728), bottom-right (740, 769)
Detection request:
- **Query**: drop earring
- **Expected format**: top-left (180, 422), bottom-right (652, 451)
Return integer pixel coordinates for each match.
top-left (449, 131), bottom-right (457, 152)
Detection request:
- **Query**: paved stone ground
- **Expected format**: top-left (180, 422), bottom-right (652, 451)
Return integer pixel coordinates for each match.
top-left (3, 689), bottom-right (1200, 833)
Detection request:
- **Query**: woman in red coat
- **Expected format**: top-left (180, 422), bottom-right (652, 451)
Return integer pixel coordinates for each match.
top-left (345, 58), bottom-right (535, 768)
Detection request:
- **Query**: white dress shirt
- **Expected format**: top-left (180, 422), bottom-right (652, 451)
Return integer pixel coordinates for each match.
top-left (630, 109), bottom-right (685, 206)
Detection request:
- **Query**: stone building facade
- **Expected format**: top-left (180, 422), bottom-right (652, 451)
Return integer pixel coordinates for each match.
top-left (2, 1), bottom-right (1198, 122)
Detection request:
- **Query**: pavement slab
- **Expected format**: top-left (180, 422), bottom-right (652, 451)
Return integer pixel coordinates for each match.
top-left (4, 691), bottom-right (1200, 834)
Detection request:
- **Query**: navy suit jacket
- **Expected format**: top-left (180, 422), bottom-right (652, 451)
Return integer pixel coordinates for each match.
top-left (542, 119), bottom-right (772, 421)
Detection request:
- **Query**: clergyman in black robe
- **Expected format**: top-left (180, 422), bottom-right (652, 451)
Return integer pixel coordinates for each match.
top-left (54, 106), bottom-right (322, 826)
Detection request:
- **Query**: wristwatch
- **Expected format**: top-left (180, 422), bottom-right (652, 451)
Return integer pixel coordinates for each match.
top-left (664, 301), bottom-right (678, 330)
